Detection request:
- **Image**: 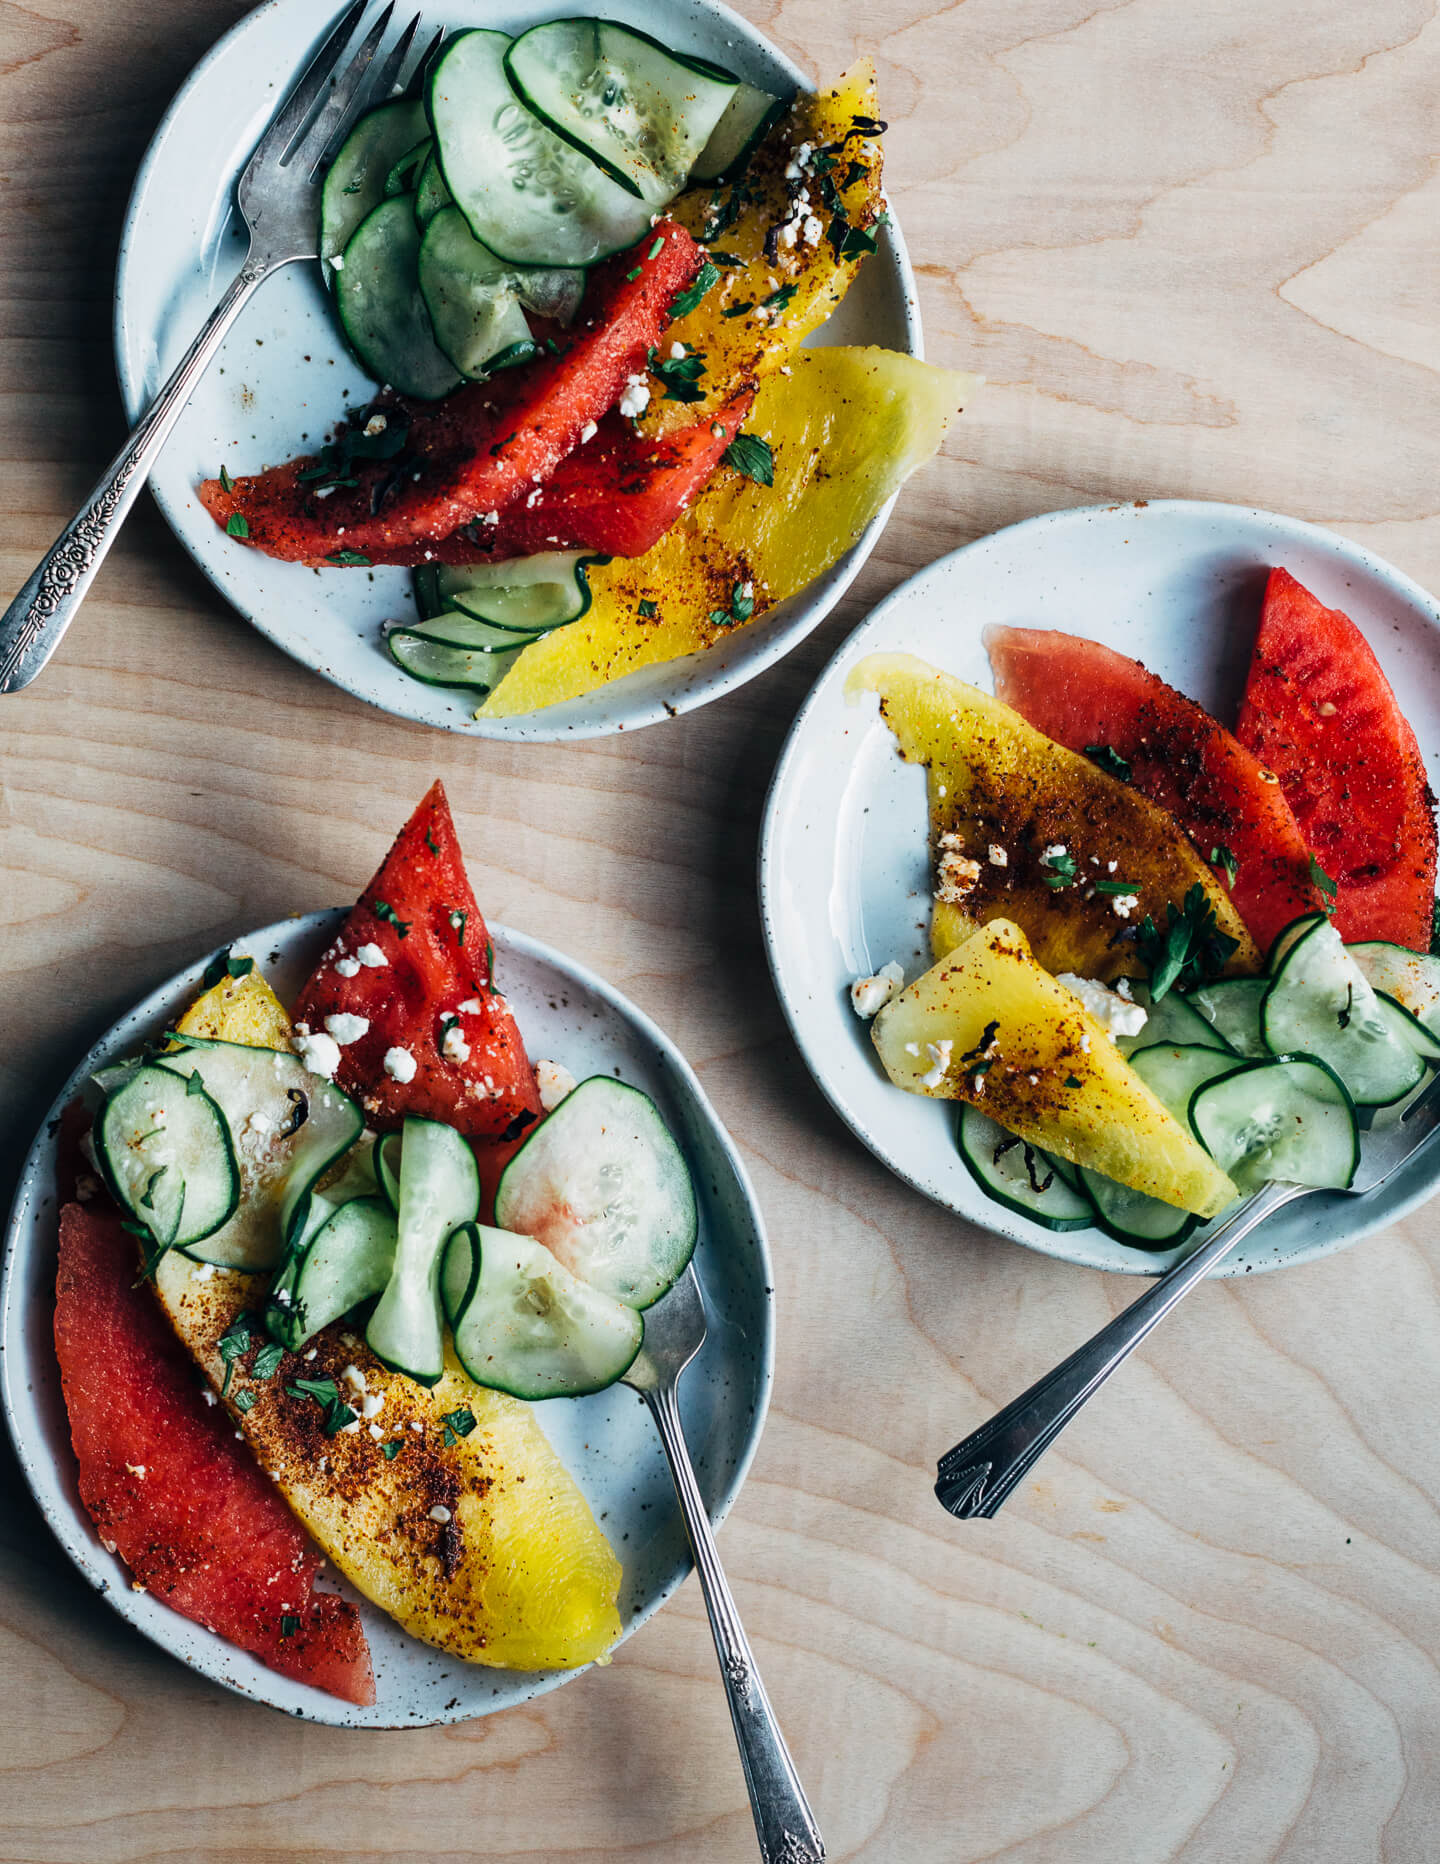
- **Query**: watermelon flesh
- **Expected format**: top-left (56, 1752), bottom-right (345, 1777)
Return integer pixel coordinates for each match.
top-left (53, 1199), bottom-right (374, 1706)
top-left (292, 780), bottom-right (541, 1139)
top-left (1236, 569), bottom-right (1438, 950)
top-left (986, 625), bottom-right (1326, 954)
top-left (197, 222), bottom-right (704, 563)
top-left (370, 390), bottom-right (756, 567)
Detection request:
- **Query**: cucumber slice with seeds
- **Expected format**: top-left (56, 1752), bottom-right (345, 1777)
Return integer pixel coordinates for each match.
top-left (441, 1222), bottom-right (643, 1399)
top-left (1116, 981), bottom-right (1233, 1057)
top-left (495, 1077), bottom-right (697, 1309)
top-left (1190, 1054), bottom-right (1359, 1194)
top-left (1262, 916), bottom-right (1425, 1106)
top-left (366, 1115), bottom-right (480, 1383)
top-left (1186, 977), bottom-right (1270, 1059)
top-left (337, 195), bottom-right (462, 400)
top-left (690, 82), bottom-right (788, 183)
top-left (1350, 941), bottom-right (1440, 1046)
top-left (97, 1063), bottom-right (238, 1253)
top-left (321, 98), bottom-right (428, 275)
top-left (957, 1106), bottom-right (1094, 1231)
top-left (428, 30), bottom-right (654, 269)
top-left (504, 19), bottom-right (738, 205)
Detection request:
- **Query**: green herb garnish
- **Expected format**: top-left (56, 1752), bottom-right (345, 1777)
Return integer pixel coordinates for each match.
top-left (1084, 743), bottom-right (1132, 784)
top-left (1135, 882), bottom-right (1240, 1003)
top-left (442, 1407), bottom-right (477, 1446)
top-left (708, 580), bottom-right (755, 628)
top-left (424, 825), bottom-right (440, 855)
top-left (647, 236), bottom-right (665, 260)
top-left (449, 907), bottom-right (467, 946)
top-left (234, 1390), bottom-right (257, 1414)
top-left (202, 946), bottom-right (256, 989)
top-left (1210, 844), bottom-right (1239, 890)
top-left (1308, 852), bottom-right (1338, 913)
top-left (1064, 1074), bottom-right (1083, 1089)
top-left (382, 1439), bottom-right (403, 1460)
top-left (484, 938), bottom-right (496, 993)
top-left (668, 260), bottom-right (719, 319)
top-left (279, 1615), bottom-right (301, 1638)
top-left (637, 598), bottom-right (658, 619)
top-left (225, 513), bottom-right (249, 539)
top-left (1041, 848), bottom-right (1079, 889)
top-left (218, 1311), bottom-right (257, 1399)
top-left (763, 282), bottom-right (797, 313)
top-left (647, 343), bottom-right (709, 404)
top-left (625, 265), bottom-right (642, 281)
top-left (251, 1341), bottom-right (285, 1381)
top-left (218, 465), bottom-right (234, 493)
top-left (326, 549), bottom-right (372, 567)
top-left (1094, 878), bottom-right (1139, 897)
top-left (374, 899), bottom-right (411, 938)
top-left (721, 433), bottom-right (774, 486)
top-left (721, 300), bottom-right (754, 319)
top-left (186, 1069), bottom-right (208, 1097)
top-left (296, 415), bottom-right (409, 492)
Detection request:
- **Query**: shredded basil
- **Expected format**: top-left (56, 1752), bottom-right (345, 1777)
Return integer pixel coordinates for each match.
top-left (668, 260), bottom-right (719, 319)
top-left (721, 433), bottom-right (774, 487)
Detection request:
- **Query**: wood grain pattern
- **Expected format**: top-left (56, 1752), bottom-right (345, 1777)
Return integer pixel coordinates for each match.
top-left (4, 1), bottom-right (1440, 1858)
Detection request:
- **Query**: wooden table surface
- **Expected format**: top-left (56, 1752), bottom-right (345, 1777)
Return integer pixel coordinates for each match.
top-left (5, 1), bottom-right (1440, 1859)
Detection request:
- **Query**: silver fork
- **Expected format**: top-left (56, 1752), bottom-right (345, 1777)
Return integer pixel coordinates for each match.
top-left (0, 1), bottom-right (435, 696)
top-left (935, 1071), bottom-right (1440, 1519)
top-left (624, 1267), bottom-right (825, 1864)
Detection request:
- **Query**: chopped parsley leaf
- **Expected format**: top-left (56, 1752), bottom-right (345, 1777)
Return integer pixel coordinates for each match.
top-left (721, 432), bottom-right (774, 486)
top-left (279, 1615), bottom-right (301, 1638)
top-left (708, 580), bottom-right (755, 628)
top-left (442, 1406), bottom-right (477, 1446)
top-left (1084, 743), bottom-right (1132, 783)
top-left (326, 549), bottom-right (372, 567)
top-left (449, 906), bottom-right (467, 946)
top-left (225, 512), bottom-right (249, 539)
top-left (668, 260), bottom-right (720, 319)
top-left (1064, 1074), bottom-right (1083, 1089)
top-left (383, 1438), bottom-right (403, 1460)
top-left (202, 946), bottom-right (256, 989)
top-left (374, 899), bottom-right (411, 938)
top-left (218, 465), bottom-right (234, 493)
top-left (251, 1341), bottom-right (285, 1381)
top-left (1135, 882), bottom-right (1240, 1003)
top-left (1041, 848), bottom-right (1080, 889)
top-left (1308, 852), bottom-right (1338, 912)
top-left (235, 1390), bottom-right (257, 1414)
top-left (1210, 844), bottom-right (1239, 890)
top-left (637, 598), bottom-right (658, 619)
top-left (647, 343), bottom-right (708, 404)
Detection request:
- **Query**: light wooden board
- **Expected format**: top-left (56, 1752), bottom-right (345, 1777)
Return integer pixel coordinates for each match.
top-left (4, 1), bottom-right (1440, 1859)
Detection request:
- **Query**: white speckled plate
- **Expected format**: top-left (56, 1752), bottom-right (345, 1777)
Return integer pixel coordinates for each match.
top-left (760, 500), bottom-right (1440, 1278)
top-left (0, 914), bottom-right (772, 1725)
top-left (113, 0), bottom-right (920, 739)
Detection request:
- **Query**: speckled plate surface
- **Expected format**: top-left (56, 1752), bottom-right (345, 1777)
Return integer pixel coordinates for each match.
top-left (760, 500), bottom-right (1440, 1278)
top-left (112, 0), bottom-right (920, 740)
top-left (0, 912), bottom-right (772, 1726)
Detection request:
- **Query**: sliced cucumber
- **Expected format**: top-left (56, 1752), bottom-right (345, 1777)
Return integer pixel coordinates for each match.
top-left (418, 206), bottom-right (538, 379)
top-left (1262, 916), bottom-right (1425, 1106)
top-left (1186, 978), bottom-right (1270, 1059)
top-left (366, 1116), bottom-right (480, 1382)
top-left (336, 196), bottom-right (462, 401)
top-left (504, 20), bottom-right (737, 206)
top-left (415, 146), bottom-right (454, 225)
top-left (690, 81), bottom-right (788, 183)
top-left (495, 1077), bottom-right (697, 1309)
top-left (154, 1039), bottom-right (364, 1269)
top-left (387, 626), bottom-right (522, 693)
top-left (957, 1106), bottom-right (1094, 1231)
top-left (272, 1197), bottom-right (398, 1352)
top-left (1190, 1054), bottom-right (1359, 1194)
top-left (428, 30), bottom-right (654, 268)
top-left (441, 1222), bottom-right (643, 1399)
top-left (1374, 989), bottom-right (1440, 1061)
top-left (376, 1130), bottom-right (402, 1210)
top-left (1079, 1044), bottom-right (1241, 1246)
top-left (1116, 982), bottom-right (1233, 1057)
top-left (1351, 941), bottom-right (1440, 1045)
top-left (439, 552), bottom-right (594, 631)
top-left (385, 137), bottom-right (432, 199)
top-left (404, 611), bottom-right (551, 651)
top-left (412, 563), bottom-right (444, 621)
top-left (97, 1063), bottom-right (238, 1254)
top-left (321, 98), bottom-right (428, 275)
top-left (1268, 912), bottom-right (1328, 973)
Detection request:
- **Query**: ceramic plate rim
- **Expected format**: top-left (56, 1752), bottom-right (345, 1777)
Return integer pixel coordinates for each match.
top-left (1, 911), bottom-right (773, 1726)
top-left (111, 0), bottom-right (921, 742)
top-left (758, 497), bottom-right (1440, 1280)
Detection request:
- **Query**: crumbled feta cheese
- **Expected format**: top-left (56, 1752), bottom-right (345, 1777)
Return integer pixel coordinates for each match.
top-left (1111, 893), bottom-right (1139, 920)
top-left (535, 1058), bottom-right (577, 1110)
top-left (669, 341), bottom-right (686, 360)
top-left (329, 252), bottom-right (344, 271)
top-left (368, 1423), bottom-right (384, 1441)
top-left (192, 1261), bottom-right (217, 1282)
top-left (126, 1464), bottom-right (146, 1478)
top-left (456, 998), bottom-right (482, 1015)
top-left (479, 510), bottom-right (499, 525)
top-left (784, 141), bottom-right (814, 180)
top-left (988, 844), bottom-right (1008, 867)
top-left (411, 1420), bottom-right (423, 1432)
top-left (525, 487), bottom-right (542, 508)
top-left (1115, 977), bottom-right (1134, 1001)
top-left (342, 1364), bottom-right (367, 1393)
top-left (578, 419), bottom-right (598, 444)
top-left (1318, 700), bottom-right (1338, 718)
top-left (920, 1040), bottom-right (953, 1091)
top-left (429, 1504), bottom-right (452, 1523)
top-left (314, 484), bottom-right (337, 500)
top-left (340, 1417), bottom-right (360, 1434)
top-left (1056, 972), bottom-right (1149, 1040)
top-left (383, 1046), bottom-right (417, 1083)
top-left (305, 1348), bottom-right (318, 1363)
top-left (1042, 844), bottom-right (1068, 863)
top-left (802, 214), bottom-right (824, 247)
top-left (363, 413), bottom-right (387, 437)
top-left (293, 1025), bottom-right (341, 1079)
top-left (361, 1392), bottom-right (384, 1419)
top-left (325, 1012), bottom-right (370, 1047)
top-left (334, 955), bottom-right (361, 977)
top-left (201, 1389), bottom-right (217, 1406)
top-left (442, 1023), bottom-right (471, 1064)
top-left (355, 943), bottom-right (388, 968)
top-left (936, 831), bottom-right (982, 904)
top-left (617, 374), bottom-right (650, 418)
top-left (849, 960), bottom-right (905, 1019)
top-left (904, 1042), bottom-right (920, 1056)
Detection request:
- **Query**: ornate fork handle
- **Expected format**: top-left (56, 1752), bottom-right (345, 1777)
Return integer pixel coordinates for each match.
top-left (0, 249), bottom-right (276, 694)
top-left (642, 1381), bottom-right (825, 1864)
top-left (936, 1179), bottom-right (1308, 1518)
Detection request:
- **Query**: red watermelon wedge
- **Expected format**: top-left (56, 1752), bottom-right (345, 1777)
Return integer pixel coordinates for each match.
top-left (986, 625), bottom-right (1326, 953)
top-left (197, 221), bottom-right (704, 564)
top-left (54, 1199), bottom-right (374, 1705)
top-left (293, 781), bottom-right (541, 1140)
top-left (1236, 568), bottom-right (1438, 950)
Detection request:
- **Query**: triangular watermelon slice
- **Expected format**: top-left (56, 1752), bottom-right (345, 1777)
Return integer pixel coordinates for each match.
top-left (293, 781), bottom-right (541, 1140)
top-left (1236, 568), bottom-right (1438, 950)
top-left (54, 1198), bottom-right (374, 1706)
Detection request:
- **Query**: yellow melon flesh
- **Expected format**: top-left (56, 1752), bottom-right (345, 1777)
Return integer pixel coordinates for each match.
top-left (647, 58), bottom-right (886, 436)
top-left (481, 350), bottom-right (978, 717)
top-left (872, 920), bottom-right (1238, 1217)
top-left (848, 652), bottom-right (1259, 983)
top-left (150, 972), bottom-right (623, 1670)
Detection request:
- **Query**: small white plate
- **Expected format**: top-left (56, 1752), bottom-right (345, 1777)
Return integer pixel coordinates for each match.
top-left (113, 0), bottom-right (920, 740)
top-left (759, 499), bottom-right (1440, 1278)
top-left (0, 914), bottom-right (772, 1725)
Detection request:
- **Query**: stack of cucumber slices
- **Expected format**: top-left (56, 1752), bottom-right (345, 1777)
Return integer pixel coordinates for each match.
top-left (391, 551), bottom-right (600, 693)
top-left (320, 21), bottom-right (786, 399)
top-left (93, 1041), bottom-right (698, 1402)
top-left (961, 913), bottom-right (1440, 1248)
